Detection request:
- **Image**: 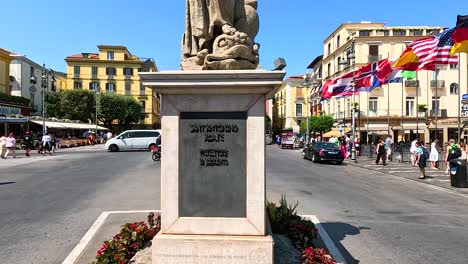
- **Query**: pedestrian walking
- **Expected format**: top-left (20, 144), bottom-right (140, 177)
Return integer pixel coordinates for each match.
top-left (410, 138), bottom-right (418, 166)
top-left (445, 139), bottom-right (460, 173)
top-left (429, 139), bottom-right (439, 169)
top-left (4, 133), bottom-right (16, 159)
top-left (340, 138), bottom-right (347, 158)
top-left (385, 135), bottom-right (392, 161)
top-left (88, 132), bottom-right (95, 147)
top-left (0, 134), bottom-right (6, 159)
top-left (460, 141), bottom-right (467, 160)
top-left (24, 131), bottom-right (33, 157)
top-left (41, 133), bottom-right (52, 156)
top-left (375, 139), bottom-right (387, 165)
top-left (106, 131), bottom-right (113, 142)
top-left (415, 141), bottom-right (427, 179)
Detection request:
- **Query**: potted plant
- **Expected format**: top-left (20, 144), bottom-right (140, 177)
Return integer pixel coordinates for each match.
top-left (417, 104), bottom-right (427, 117)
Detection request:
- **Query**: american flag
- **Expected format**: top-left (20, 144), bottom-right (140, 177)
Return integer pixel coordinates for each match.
top-left (409, 28), bottom-right (458, 70)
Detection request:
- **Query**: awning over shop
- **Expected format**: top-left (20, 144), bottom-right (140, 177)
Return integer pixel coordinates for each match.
top-left (0, 117), bottom-right (28, 123)
top-left (30, 120), bottom-right (108, 130)
top-left (323, 130), bottom-right (349, 138)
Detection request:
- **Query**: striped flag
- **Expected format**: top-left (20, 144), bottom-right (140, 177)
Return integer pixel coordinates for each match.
top-left (409, 28), bottom-right (458, 70)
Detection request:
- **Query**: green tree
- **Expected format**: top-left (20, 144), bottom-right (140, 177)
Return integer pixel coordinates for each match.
top-left (121, 96), bottom-right (142, 129)
top-left (299, 116), bottom-right (313, 134)
top-left (60, 90), bottom-right (95, 122)
top-left (265, 114), bottom-right (272, 134)
top-left (99, 94), bottom-right (126, 128)
top-left (311, 114), bottom-right (334, 135)
top-left (45, 92), bottom-right (64, 118)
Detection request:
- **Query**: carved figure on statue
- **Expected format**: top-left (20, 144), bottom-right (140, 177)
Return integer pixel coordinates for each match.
top-left (182, 0), bottom-right (260, 70)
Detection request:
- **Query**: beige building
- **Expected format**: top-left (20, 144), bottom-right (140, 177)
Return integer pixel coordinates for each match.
top-left (65, 45), bottom-right (159, 128)
top-left (272, 75), bottom-right (312, 134)
top-left (317, 22), bottom-right (468, 144)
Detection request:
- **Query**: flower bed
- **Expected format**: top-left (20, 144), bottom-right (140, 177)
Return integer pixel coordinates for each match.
top-left (93, 213), bottom-right (160, 264)
top-left (267, 195), bottom-right (337, 264)
top-left (93, 197), bottom-right (336, 264)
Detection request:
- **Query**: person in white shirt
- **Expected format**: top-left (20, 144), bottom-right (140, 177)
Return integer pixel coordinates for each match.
top-left (106, 131), bottom-right (113, 142)
top-left (0, 134), bottom-right (6, 159)
top-left (4, 133), bottom-right (16, 159)
top-left (410, 138), bottom-right (418, 166)
top-left (42, 133), bottom-right (52, 156)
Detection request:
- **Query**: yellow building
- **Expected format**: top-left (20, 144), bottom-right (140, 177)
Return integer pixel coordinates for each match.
top-left (65, 45), bottom-right (159, 128)
top-left (54, 72), bottom-right (67, 92)
top-left (272, 75), bottom-right (311, 134)
top-left (316, 22), bottom-right (468, 143)
top-left (0, 48), bottom-right (13, 94)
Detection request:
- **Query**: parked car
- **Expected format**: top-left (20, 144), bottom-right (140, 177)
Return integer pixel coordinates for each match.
top-left (105, 130), bottom-right (161, 152)
top-left (302, 142), bottom-right (344, 165)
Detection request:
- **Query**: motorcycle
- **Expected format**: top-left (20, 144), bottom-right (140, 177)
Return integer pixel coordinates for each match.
top-left (151, 145), bottom-right (161, 162)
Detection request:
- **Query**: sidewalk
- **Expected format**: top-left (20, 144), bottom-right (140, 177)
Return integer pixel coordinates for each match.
top-left (347, 156), bottom-right (468, 194)
top-left (0, 145), bottom-right (106, 168)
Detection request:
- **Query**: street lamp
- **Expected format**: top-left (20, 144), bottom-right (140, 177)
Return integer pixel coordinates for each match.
top-left (40, 64), bottom-right (55, 135)
top-left (93, 83), bottom-right (101, 133)
top-left (339, 39), bottom-right (357, 162)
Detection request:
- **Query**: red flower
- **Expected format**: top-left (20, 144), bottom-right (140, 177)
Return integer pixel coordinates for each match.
top-left (129, 224), bottom-right (136, 229)
top-left (120, 261), bottom-right (125, 264)
top-left (115, 255), bottom-right (120, 260)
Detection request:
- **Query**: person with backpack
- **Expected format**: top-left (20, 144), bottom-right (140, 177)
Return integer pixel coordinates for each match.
top-left (445, 139), bottom-right (461, 173)
top-left (415, 141), bottom-right (428, 179)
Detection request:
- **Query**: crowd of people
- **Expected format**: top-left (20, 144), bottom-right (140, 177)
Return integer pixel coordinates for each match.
top-left (371, 136), bottom-right (468, 180)
top-left (0, 130), bottom-right (115, 159)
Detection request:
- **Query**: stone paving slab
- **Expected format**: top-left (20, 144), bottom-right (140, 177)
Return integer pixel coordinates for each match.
top-left (347, 157), bottom-right (468, 194)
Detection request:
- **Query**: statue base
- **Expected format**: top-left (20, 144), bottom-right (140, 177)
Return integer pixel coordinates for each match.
top-left (152, 233), bottom-right (273, 264)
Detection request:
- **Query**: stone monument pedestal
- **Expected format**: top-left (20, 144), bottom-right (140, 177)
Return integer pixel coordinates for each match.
top-left (140, 70), bottom-right (285, 264)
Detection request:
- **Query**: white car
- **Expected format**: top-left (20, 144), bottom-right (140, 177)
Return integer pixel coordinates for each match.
top-left (105, 130), bottom-right (161, 152)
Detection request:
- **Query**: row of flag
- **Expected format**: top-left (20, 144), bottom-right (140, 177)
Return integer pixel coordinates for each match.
top-left (320, 15), bottom-right (468, 101)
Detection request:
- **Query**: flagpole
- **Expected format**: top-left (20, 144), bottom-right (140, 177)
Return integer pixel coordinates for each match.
top-left (458, 54), bottom-right (461, 143)
top-left (416, 71), bottom-right (419, 140)
top-left (435, 65), bottom-right (439, 141)
top-left (401, 79), bottom-right (404, 142)
top-left (387, 83), bottom-right (390, 136)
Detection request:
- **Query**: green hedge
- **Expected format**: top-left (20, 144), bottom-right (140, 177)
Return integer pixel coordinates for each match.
top-left (0, 92), bottom-right (30, 107)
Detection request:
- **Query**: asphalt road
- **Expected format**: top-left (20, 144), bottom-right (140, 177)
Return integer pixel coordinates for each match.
top-left (0, 147), bottom-right (160, 264)
top-left (266, 145), bottom-right (468, 264)
top-left (1, 145), bottom-right (468, 263)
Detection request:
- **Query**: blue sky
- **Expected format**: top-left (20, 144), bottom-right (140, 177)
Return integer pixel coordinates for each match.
top-left (1, 0), bottom-right (465, 77)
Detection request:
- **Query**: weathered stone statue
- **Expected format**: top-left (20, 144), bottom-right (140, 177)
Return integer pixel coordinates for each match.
top-left (181, 0), bottom-right (260, 70)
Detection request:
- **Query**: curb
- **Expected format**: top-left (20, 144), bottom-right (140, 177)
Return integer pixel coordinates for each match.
top-left (62, 211), bottom-right (346, 264)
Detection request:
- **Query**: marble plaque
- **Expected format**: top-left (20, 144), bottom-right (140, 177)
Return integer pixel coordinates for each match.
top-left (179, 112), bottom-right (247, 217)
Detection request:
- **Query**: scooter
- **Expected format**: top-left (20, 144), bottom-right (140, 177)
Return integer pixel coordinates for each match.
top-left (151, 145), bottom-right (161, 162)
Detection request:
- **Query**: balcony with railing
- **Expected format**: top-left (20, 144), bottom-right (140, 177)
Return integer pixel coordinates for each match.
top-left (431, 80), bottom-right (445, 89)
top-left (429, 109), bottom-right (447, 117)
top-left (107, 75), bottom-right (115, 80)
top-left (405, 80), bottom-right (419, 88)
top-left (368, 55), bottom-right (382, 63)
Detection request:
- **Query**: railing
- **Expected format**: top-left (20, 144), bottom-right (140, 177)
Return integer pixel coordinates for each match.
top-left (368, 55), bottom-right (382, 63)
top-left (73, 74), bottom-right (80, 78)
top-left (431, 80), bottom-right (445, 88)
top-left (108, 75), bottom-right (115, 80)
top-left (91, 74), bottom-right (98, 79)
top-left (124, 75), bottom-right (132, 80)
top-left (429, 109), bottom-right (447, 117)
top-left (359, 143), bottom-right (448, 170)
top-left (405, 80), bottom-right (419, 87)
